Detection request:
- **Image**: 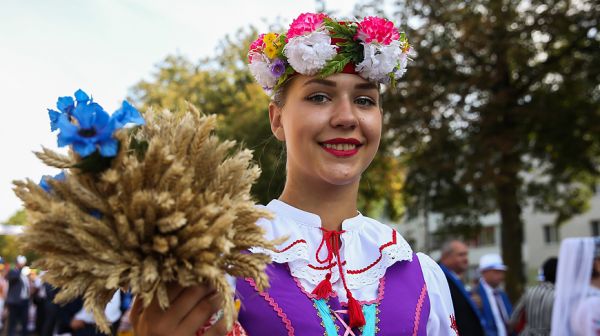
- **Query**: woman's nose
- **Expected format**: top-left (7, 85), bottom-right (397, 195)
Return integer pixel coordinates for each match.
top-left (330, 96), bottom-right (358, 129)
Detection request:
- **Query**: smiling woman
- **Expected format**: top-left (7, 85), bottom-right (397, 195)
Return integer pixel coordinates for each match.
top-left (131, 12), bottom-right (457, 336)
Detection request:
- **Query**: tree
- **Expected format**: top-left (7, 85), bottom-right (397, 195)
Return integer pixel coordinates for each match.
top-left (131, 27), bottom-right (406, 219)
top-left (1, 209), bottom-right (36, 265)
top-left (377, 0), bottom-right (599, 300)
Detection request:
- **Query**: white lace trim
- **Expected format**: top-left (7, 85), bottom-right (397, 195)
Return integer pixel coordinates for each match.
top-left (250, 200), bottom-right (414, 292)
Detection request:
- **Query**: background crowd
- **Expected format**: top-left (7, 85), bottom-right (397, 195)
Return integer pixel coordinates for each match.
top-left (0, 255), bottom-right (133, 336)
top-left (0, 235), bottom-right (597, 335)
top-left (439, 236), bottom-right (600, 336)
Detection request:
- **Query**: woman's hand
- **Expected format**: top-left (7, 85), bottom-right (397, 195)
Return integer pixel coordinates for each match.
top-left (130, 284), bottom-right (230, 336)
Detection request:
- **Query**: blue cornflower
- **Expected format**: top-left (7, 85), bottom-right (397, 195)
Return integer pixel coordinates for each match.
top-left (74, 89), bottom-right (89, 103)
top-left (47, 96), bottom-right (75, 131)
top-left (39, 171), bottom-right (66, 193)
top-left (56, 92), bottom-right (118, 158)
top-left (111, 101), bottom-right (145, 128)
top-left (51, 89), bottom-right (145, 158)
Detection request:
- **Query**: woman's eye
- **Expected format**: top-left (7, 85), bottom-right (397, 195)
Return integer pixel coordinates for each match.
top-left (355, 97), bottom-right (376, 106)
top-left (306, 93), bottom-right (330, 103)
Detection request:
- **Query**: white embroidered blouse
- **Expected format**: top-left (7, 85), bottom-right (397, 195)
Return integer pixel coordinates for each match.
top-left (243, 199), bottom-right (457, 335)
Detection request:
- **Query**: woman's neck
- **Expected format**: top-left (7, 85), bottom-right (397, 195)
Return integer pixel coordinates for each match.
top-left (279, 175), bottom-right (359, 231)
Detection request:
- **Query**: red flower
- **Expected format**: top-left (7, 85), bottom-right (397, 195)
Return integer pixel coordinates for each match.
top-left (355, 16), bottom-right (400, 45)
top-left (287, 12), bottom-right (328, 40)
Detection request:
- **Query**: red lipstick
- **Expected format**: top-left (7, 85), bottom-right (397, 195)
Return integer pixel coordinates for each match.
top-left (320, 138), bottom-right (362, 157)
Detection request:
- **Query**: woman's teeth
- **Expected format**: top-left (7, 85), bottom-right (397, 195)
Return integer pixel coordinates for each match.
top-left (323, 143), bottom-right (357, 150)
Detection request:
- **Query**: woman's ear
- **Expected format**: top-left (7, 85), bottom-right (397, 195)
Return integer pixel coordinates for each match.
top-left (269, 102), bottom-right (285, 141)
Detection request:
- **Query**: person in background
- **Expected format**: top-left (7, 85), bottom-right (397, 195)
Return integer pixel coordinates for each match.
top-left (70, 290), bottom-right (121, 336)
top-left (439, 240), bottom-right (485, 336)
top-left (0, 257), bottom-right (8, 331)
top-left (32, 270), bottom-right (48, 335)
top-left (6, 255), bottom-right (30, 336)
top-left (509, 257), bottom-right (557, 335)
top-left (551, 237), bottom-right (600, 336)
top-left (475, 253), bottom-right (513, 336)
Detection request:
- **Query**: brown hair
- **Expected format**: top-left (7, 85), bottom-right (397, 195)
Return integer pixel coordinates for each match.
top-left (271, 76), bottom-right (296, 108)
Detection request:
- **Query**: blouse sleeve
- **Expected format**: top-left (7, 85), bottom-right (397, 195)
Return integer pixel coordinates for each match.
top-left (417, 252), bottom-right (458, 336)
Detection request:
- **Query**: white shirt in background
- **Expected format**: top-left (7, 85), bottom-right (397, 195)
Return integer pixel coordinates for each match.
top-left (481, 279), bottom-right (507, 336)
top-left (74, 290), bottom-right (121, 324)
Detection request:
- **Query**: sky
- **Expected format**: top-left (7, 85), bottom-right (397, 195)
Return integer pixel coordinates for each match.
top-left (0, 0), bottom-right (383, 221)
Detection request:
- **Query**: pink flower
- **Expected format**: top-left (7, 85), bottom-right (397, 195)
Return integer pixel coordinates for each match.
top-left (287, 13), bottom-right (328, 40)
top-left (355, 16), bottom-right (400, 45)
top-left (248, 34), bottom-right (266, 62)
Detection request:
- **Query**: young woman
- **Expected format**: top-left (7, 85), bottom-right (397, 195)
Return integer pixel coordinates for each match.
top-left (131, 13), bottom-right (456, 336)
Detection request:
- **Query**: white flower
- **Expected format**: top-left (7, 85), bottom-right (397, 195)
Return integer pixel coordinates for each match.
top-left (356, 40), bottom-right (402, 83)
top-left (393, 52), bottom-right (409, 79)
top-left (284, 31), bottom-right (337, 75)
top-left (248, 54), bottom-right (277, 89)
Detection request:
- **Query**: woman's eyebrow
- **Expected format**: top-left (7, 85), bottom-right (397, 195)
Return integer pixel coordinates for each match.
top-left (302, 78), bottom-right (378, 90)
top-left (354, 82), bottom-right (378, 90)
top-left (303, 78), bottom-right (336, 87)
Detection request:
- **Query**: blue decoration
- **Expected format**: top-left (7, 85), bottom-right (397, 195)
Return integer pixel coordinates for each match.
top-left (112, 101), bottom-right (145, 128)
top-left (39, 171), bottom-right (66, 193)
top-left (49, 89), bottom-right (144, 158)
top-left (313, 299), bottom-right (378, 336)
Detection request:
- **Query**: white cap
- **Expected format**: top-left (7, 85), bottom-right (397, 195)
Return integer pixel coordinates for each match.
top-left (479, 253), bottom-right (507, 272)
top-left (16, 255), bottom-right (27, 265)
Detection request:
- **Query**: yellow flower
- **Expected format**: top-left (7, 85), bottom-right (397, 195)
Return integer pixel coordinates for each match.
top-left (264, 45), bottom-right (278, 59)
top-left (263, 33), bottom-right (277, 45)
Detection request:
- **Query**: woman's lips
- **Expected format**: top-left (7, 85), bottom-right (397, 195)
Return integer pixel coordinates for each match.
top-left (320, 138), bottom-right (362, 157)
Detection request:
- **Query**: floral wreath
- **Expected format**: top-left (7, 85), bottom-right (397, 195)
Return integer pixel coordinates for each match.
top-left (248, 13), bottom-right (413, 93)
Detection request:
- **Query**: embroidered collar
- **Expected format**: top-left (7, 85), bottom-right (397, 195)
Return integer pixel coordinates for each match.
top-left (251, 199), bottom-right (413, 292)
top-left (265, 199), bottom-right (365, 230)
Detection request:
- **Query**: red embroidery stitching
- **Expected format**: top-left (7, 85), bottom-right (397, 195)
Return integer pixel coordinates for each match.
top-left (275, 239), bottom-right (307, 253)
top-left (245, 278), bottom-right (295, 336)
top-left (412, 283), bottom-right (428, 336)
top-left (450, 314), bottom-right (459, 335)
top-left (307, 260), bottom-right (346, 270)
top-left (347, 230), bottom-right (398, 274)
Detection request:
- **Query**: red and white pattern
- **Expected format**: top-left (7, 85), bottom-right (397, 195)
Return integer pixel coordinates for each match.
top-left (250, 200), bottom-right (413, 304)
top-left (197, 321), bottom-right (247, 336)
top-left (450, 314), bottom-right (459, 335)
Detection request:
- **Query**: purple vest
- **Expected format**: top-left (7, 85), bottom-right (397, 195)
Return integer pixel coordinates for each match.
top-left (236, 253), bottom-right (430, 335)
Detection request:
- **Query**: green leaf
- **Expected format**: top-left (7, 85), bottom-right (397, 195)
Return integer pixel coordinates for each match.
top-left (72, 149), bottom-right (117, 174)
top-left (319, 54), bottom-right (352, 78)
top-left (129, 136), bottom-right (149, 161)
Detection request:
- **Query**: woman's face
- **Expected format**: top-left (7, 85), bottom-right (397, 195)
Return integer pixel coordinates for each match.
top-left (269, 73), bottom-right (382, 187)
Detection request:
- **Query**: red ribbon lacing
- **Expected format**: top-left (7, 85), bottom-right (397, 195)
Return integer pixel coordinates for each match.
top-left (311, 228), bottom-right (365, 328)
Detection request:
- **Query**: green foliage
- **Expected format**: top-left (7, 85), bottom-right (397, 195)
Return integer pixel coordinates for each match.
top-left (131, 28), bottom-right (284, 204)
top-left (320, 53), bottom-right (353, 78)
top-left (130, 26), bottom-right (406, 219)
top-left (1, 210), bottom-right (36, 265)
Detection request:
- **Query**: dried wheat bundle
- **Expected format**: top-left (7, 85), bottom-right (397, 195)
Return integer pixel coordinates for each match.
top-left (14, 100), bottom-right (276, 333)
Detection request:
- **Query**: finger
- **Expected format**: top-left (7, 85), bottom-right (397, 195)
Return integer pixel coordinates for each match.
top-left (176, 291), bottom-right (223, 335)
top-left (168, 286), bottom-right (216, 325)
top-left (133, 285), bottom-right (213, 335)
top-left (166, 283), bottom-right (186, 302)
top-left (129, 295), bottom-right (142, 328)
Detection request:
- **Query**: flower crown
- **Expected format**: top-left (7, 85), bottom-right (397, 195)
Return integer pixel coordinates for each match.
top-left (248, 13), bottom-right (413, 93)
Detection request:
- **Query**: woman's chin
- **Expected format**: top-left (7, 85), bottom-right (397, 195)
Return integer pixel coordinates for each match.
top-left (318, 169), bottom-right (362, 186)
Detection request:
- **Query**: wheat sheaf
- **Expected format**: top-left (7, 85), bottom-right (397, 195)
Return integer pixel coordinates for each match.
top-left (13, 105), bottom-right (277, 333)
